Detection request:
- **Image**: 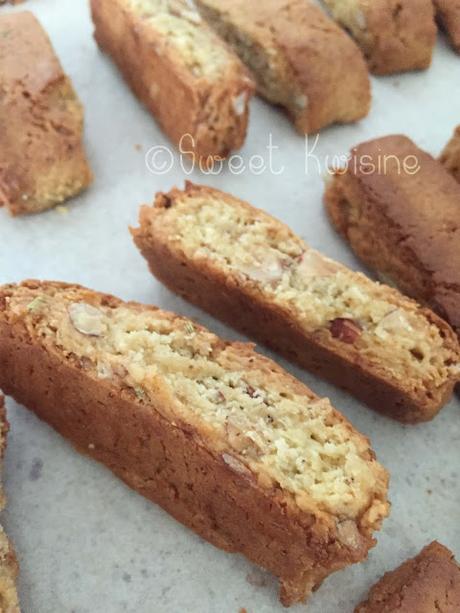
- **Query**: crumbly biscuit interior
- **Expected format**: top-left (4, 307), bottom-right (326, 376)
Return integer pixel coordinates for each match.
top-left (150, 194), bottom-right (459, 388)
top-left (7, 285), bottom-right (388, 522)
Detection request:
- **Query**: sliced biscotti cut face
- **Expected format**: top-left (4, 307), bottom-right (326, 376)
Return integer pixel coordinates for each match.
top-left (195, 0), bottom-right (370, 134)
top-left (0, 12), bottom-right (92, 216)
top-left (435, 0), bottom-right (460, 52)
top-left (355, 541), bottom-right (460, 612)
top-left (0, 281), bottom-right (389, 606)
top-left (441, 125), bottom-right (460, 183)
top-left (325, 135), bottom-right (460, 341)
top-left (132, 183), bottom-right (460, 424)
top-left (321, 0), bottom-right (437, 75)
top-left (90, 0), bottom-right (254, 160)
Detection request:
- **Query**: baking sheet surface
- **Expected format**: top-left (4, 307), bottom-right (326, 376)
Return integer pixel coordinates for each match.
top-left (1, 1), bottom-right (459, 611)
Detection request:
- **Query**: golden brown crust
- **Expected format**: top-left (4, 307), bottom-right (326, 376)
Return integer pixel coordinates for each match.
top-left (132, 182), bottom-right (460, 424)
top-left (435, 0), bottom-right (460, 51)
top-left (322, 0), bottom-right (437, 75)
top-left (0, 280), bottom-right (389, 607)
top-left (195, 0), bottom-right (370, 134)
top-left (0, 12), bottom-right (92, 216)
top-left (90, 0), bottom-right (254, 161)
top-left (324, 134), bottom-right (460, 340)
top-left (355, 542), bottom-right (460, 612)
top-left (440, 126), bottom-right (460, 183)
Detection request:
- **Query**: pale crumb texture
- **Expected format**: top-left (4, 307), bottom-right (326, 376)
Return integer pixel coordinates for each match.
top-left (195, 0), bottom-right (370, 134)
top-left (0, 12), bottom-right (92, 216)
top-left (5, 283), bottom-right (388, 522)
top-left (322, 0), bottom-right (436, 74)
top-left (355, 541), bottom-right (460, 612)
top-left (90, 0), bottom-right (254, 159)
top-left (440, 125), bottom-right (460, 183)
top-left (434, 0), bottom-right (460, 52)
top-left (134, 184), bottom-right (460, 416)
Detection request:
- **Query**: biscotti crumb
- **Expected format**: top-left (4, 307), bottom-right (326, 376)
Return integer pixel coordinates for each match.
top-left (195, 0), bottom-right (370, 134)
top-left (132, 183), bottom-right (460, 424)
top-left (434, 0), bottom-right (460, 52)
top-left (321, 0), bottom-right (437, 74)
top-left (0, 12), bottom-right (92, 216)
top-left (355, 541), bottom-right (460, 612)
top-left (325, 135), bottom-right (460, 341)
top-left (440, 125), bottom-right (460, 183)
top-left (90, 0), bottom-right (254, 160)
top-left (0, 280), bottom-right (389, 606)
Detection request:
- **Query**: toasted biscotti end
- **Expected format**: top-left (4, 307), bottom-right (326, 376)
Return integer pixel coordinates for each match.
top-left (324, 134), bottom-right (460, 339)
top-left (435, 0), bottom-right (460, 52)
top-left (0, 12), bottom-right (92, 216)
top-left (355, 542), bottom-right (460, 613)
top-left (132, 182), bottom-right (460, 424)
top-left (195, 0), bottom-right (370, 134)
top-left (0, 280), bottom-right (389, 606)
top-left (0, 526), bottom-right (20, 613)
top-left (322, 0), bottom-right (437, 75)
top-left (90, 0), bottom-right (254, 161)
top-left (440, 125), bottom-right (460, 183)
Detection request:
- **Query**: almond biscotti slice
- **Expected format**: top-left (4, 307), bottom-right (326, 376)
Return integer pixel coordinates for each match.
top-left (325, 135), bottom-right (460, 341)
top-left (435, 0), bottom-right (460, 52)
top-left (0, 397), bottom-right (20, 613)
top-left (0, 280), bottom-right (389, 606)
top-left (132, 183), bottom-right (460, 424)
top-left (321, 0), bottom-right (437, 75)
top-left (355, 541), bottom-right (460, 612)
top-left (441, 125), bottom-right (460, 183)
top-left (90, 0), bottom-right (254, 161)
top-left (0, 12), bottom-right (92, 216)
top-left (195, 0), bottom-right (371, 134)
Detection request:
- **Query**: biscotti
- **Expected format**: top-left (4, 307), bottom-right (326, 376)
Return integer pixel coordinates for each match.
top-left (0, 281), bottom-right (389, 606)
top-left (324, 135), bottom-right (460, 340)
top-left (355, 541), bottom-right (460, 612)
top-left (0, 12), bottom-right (92, 216)
top-left (90, 0), bottom-right (254, 161)
top-left (435, 0), bottom-right (460, 52)
top-left (0, 397), bottom-right (20, 613)
top-left (195, 0), bottom-right (371, 134)
top-left (132, 183), bottom-right (460, 424)
top-left (321, 0), bottom-right (437, 75)
top-left (440, 125), bottom-right (460, 183)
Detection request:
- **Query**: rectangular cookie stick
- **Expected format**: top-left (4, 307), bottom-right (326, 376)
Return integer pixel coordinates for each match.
top-left (321, 0), bottom-right (437, 74)
top-left (90, 0), bottom-right (254, 160)
top-left (355, 541), bottom-right (460, 612)
top-left (325, 135), bottom-right (460, 340)
top-left (434, 0), bottom-right (460, 52)
top-left (440, 125), bottom-right (460, 183)
top-left (0, 12), bottom-right (92, 216)
top-left (195, 0), bottom-right (371, 134)
top-left (132, 183), bottom-right (460, 424)
top-left (0, 281), bottom-right (389, 607)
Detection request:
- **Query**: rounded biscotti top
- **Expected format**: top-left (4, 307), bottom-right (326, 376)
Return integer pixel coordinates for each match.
top-left (135, 183), bottom-right (460, 396)
top-left (121, 0), bottom-right (253, 85)
top-left (0, 281), bottom-right (389, 533)
top-left (355, 541), bottom-right (460, 612)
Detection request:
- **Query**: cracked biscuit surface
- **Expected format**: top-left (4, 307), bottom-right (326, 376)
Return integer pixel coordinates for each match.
top-left (0, 280), bottom-right (389, 606)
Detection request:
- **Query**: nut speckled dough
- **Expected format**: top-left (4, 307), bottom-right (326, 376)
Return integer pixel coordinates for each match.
top-left (0, 397), bottom-right (20, 613)
top-left (90, 0), bottom-right (254, 160)
top-left (0, 281), bottom-right (389, 607)
top-left (435, 0), bottom-right (460, 52)
top-left (195, 0), bottom-right (370, 134)
top-left (440, 126), bottom-right (460, 183)
top-left (325, 135), bottom-right (460, 341)
top-left (355, 542), bottom-right (460, 612)
top-left (0, 12), bottom-right (92, 216)
top-left (132, 183), bottom-right (460, 424)
top-left (321, 0), bottom-right (437, 75)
